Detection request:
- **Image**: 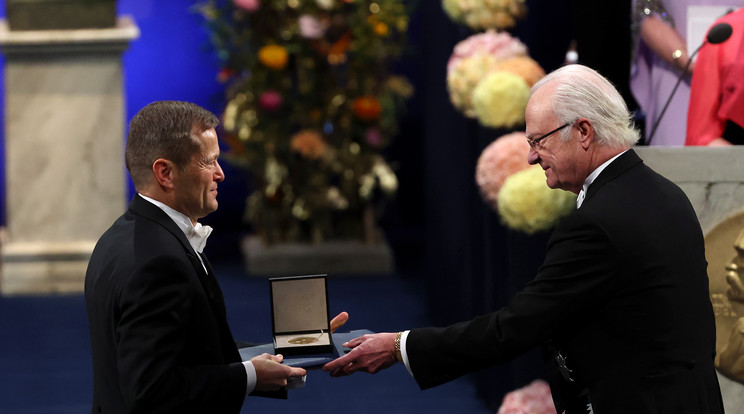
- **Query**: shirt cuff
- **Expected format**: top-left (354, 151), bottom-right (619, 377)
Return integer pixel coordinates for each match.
top-left (242, 361), bottom-right (257, 395)
top-left (399, 330), bottom-right (414, 377)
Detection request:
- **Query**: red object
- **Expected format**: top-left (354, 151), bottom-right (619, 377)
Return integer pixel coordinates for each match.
top-left (686, 7), bottom-right (744, 145)
top-left (352, 96), bottom-right (381, 121)
top-left (259, 90), bottom-right (283, 112)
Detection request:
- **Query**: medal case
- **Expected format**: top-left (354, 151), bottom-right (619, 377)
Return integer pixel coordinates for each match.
top-left (270, 274), bottom-right (334, 356)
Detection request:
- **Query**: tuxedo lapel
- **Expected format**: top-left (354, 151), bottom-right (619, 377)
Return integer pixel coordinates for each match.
top-left (199, 252), bottom-right (242, 362)
top-left (584, 150), bottom-right (642, 204)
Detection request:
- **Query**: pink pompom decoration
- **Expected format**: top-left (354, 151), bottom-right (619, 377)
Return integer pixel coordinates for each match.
top-left (234, 0), bottom-right (260, 12)
top-left (258, 90), bottom-right (283, 112)
top-left (447, 30), bottom-right (528, 76)
top-left (475, 131), bottom-right (530, 209)
top-left (497, 380), bottom-right (556, 414)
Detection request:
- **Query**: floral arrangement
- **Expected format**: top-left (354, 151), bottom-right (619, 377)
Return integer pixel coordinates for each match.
top-left (200, 0), bottom-right (412, 244)
top-left (497, 380), bottom-right (557, 414)
top-left (497, 165), bottom-right (576, 234)
top-left (446, 30), bottom-right (544, 129)
top-left (472, 71), bottom-right (530, 128)
top-left (475, 131), bottom-right (530, 209)
top-left (442, 0), bottom-right (527, 31)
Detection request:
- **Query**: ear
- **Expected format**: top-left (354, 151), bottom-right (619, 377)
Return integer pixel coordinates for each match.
top-left (152, 158), bottom-right (177, 190)
top-left (576, 118), bottom-right (595, 150)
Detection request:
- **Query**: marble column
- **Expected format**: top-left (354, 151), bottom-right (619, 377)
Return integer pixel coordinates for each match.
top-left (0, 17), bottom-right (139, 294)
top-left (636, 147), bottom-right (744, 414)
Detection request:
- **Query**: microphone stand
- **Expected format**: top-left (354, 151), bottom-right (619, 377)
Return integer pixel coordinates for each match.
top-left (645, 46), bottom-right (701, 146)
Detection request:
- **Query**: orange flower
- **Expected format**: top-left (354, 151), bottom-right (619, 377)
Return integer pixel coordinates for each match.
top-left (373, 22), bottom-right (389, 37)
top-left (258, 45), bottom-right (289, 70)
top-left (290, 130), bottom-right (327, 160)
top-left (352, 96), bottom-right (382, 121)
top-left (494, 56), bottom-right (545, 87)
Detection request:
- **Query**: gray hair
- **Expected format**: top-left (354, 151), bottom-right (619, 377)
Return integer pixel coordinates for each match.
top-left (531, 64), bottom-right (640, 148)
top-left (125, 101), bottom-right (219, 190)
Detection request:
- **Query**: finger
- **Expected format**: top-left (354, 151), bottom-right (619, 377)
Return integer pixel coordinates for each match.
top-left (272, 354), bottom-right (284, 363)
top-left (322, 354), bottom-right (353, 372)
top-left (329, 367), bottom-right (350, 377)
top-left (330, 311), bottom-right (349, 333)
top-left (288, 367), bottom-right (307, 377)
top-left (342, 360), bottom-right (359, 375)
top-left (342, 335), bottom-right (366, 348)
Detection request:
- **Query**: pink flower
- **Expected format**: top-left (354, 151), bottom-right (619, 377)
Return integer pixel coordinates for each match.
top-left (365, 128), bottom-right (383, 147)
top-left (234, 0), bottom-right (260, 12)
top-left (299, 15), bottom-right (327, 39)
top-left (497, 380), bottom-right (557, 414)
top-left (475, 132), bottom-right (530, 209)
top-left (258, 90), bottom-right (283, 112)
top-left (447, 30), bottom-right (528, 76)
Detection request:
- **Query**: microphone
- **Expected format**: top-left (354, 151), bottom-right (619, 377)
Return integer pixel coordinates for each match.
top-left (646, 22), bottom-right (733, 145)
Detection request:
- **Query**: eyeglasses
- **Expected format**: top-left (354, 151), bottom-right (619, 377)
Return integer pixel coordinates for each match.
top-left (526, 122), bottom-right (573, 149)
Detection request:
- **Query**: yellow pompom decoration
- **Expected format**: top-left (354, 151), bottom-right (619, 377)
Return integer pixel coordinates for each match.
top-left (447, 54), bottom-right (500, 118)
top-left (472, 71), bottom-right (530, 129)
top-left (497, 165), bottom-right (576, 234)
top-left (258, 44), bottom-right (289, 70)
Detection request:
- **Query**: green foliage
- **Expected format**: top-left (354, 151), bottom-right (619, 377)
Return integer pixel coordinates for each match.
top-left (200, 0), bottom-right (413, 244)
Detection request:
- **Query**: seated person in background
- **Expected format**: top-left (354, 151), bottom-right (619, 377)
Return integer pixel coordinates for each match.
top-left (686, 7), bottom-right (744, 146)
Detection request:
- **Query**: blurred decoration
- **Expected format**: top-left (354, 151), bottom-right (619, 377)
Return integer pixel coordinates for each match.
top-left (475, 131), bottom-right (530, 209)
top-left (441, 0), bottom-right (527, 31)
top-left (496, 379), bottom-right (557, 414)
top-left (440, 3), bottom-right (567, 234)
top-left (497, 165), bottom-right (576, 234)
top-left (199, 0), bottom-right (413, 245)
top-left (472, 71), bottom-right (530, 129)
top-left (446, 30), bottom-right (543, 128)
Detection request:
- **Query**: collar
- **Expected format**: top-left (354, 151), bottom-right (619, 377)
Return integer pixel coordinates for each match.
top-left (582, 150), bottom-right (627, 196)
top-left (138, 194), bottom-right (213, 254)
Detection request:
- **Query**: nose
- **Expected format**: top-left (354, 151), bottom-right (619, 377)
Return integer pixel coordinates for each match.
top-left (527, 147), bottom-right (540, 165)
top-left (215, 160), bottom-right (225, 182)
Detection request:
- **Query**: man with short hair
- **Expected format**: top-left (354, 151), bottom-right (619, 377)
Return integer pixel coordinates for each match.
top-left (323, 65), bottom-right (723, 414)
top-left (85, 101), bottom-right (318, 413)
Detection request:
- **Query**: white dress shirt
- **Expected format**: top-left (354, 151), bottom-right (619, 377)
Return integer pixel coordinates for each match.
top-left (577, 150), bottom-right (627, 209)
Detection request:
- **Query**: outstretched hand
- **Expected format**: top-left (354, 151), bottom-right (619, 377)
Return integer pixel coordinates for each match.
top-left (322, 332), bottom-right (398, 377)
top-left (251, 353), bottom-right (306, 391)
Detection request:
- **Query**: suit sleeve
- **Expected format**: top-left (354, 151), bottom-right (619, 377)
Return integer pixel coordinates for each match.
top-left (116, 255), bottom-right (247, 413)
top-left (406, 212), bottom-right (622, 389)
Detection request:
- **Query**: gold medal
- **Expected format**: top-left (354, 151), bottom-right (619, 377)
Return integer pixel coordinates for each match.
top-left (705, 212), bottom-right (744, 384)
top-left (288, 336), bottom-right (319, 345)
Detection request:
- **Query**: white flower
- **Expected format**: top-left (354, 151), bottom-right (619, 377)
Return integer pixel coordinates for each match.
top-left (315, 0), bottom-right (335, 10)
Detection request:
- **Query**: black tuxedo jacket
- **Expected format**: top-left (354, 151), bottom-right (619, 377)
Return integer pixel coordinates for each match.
top-left (407, 150), bottom-right (723, 413)
top-left (85, 195), bottom-right (246, 413)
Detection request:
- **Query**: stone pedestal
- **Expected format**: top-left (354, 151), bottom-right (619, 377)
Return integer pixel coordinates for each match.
top-left (636, 147), bottom-right (744, 414)
top-left (0, 17), bottom-right (139, 294)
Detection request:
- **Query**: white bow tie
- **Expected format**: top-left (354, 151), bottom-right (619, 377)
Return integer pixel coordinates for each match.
top-left (576, 189), bottom-right (586, 209)
top-left (188, 223), bottom-right (213, 254)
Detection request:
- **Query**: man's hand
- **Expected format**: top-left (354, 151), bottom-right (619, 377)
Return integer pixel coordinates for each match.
top-left (251, 353), bottom-right (306, 391)
top-left (322, 332), bottom-right (398, 377)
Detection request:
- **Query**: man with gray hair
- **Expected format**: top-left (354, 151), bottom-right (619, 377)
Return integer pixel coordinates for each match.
top-left (323, 65), bottom-right (723, 413)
